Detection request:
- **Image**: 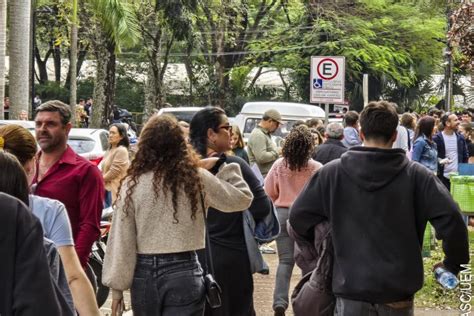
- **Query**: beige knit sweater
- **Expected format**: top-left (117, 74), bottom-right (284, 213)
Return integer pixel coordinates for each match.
top-left (101, 146), bottom-right (130, 202)
top-left (102, 162), bottom-right (253, 299)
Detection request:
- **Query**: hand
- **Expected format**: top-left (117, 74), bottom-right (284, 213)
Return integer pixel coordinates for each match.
top-left (433, 262), bottom-right (444, 272)
top-left (199, 157), bottom-right (219, 170)
top-left (439, 158), bottom-right (452, 165)
top-left (111, 298), bottom-right (124, 316)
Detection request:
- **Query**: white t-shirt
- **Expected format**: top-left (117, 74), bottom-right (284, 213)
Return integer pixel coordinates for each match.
top-left (442, 132), bottom-right (458, 178)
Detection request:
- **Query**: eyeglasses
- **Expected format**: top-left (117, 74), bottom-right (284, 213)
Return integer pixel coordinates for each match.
top-left (219, 125), bottom-right (233, 132)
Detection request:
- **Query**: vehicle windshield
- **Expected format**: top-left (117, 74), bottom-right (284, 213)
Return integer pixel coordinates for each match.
top-left (68, 138), bottom-right (96, 154)
top-left (243, 118), bottom-right (301, 138)
top-left (165, 111), bottom-right (199, 123)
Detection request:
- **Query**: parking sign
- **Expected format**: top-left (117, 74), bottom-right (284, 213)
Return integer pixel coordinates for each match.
top-left (310, 56), bottom-right (345, 104)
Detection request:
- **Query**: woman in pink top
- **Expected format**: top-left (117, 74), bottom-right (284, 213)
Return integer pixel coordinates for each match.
top-left (264, 125), bottom-right (322, 316)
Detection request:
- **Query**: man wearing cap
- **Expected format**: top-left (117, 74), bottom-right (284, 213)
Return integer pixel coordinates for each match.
top-left (247, 109), bottom-right (282, 177)
top-left (312, 122), bottom-right (347, 165)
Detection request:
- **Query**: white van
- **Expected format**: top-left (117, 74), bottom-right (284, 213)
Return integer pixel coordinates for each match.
top-left (234, 101), bottom-right (326, 143)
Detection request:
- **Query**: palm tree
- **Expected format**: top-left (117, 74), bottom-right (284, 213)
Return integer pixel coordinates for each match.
top-left (88, 0), bottom-right (139, 128)
top-left (0, 0), bottom-right (6, 120)
top-left (8, 0), bottom-right (32, 120)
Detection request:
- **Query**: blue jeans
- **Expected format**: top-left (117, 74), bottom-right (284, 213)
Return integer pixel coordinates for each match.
top-left (273, 207), bottom-right (295, 311)
top-left (334, 297), bottom-right (414, 316)
top-left (131, 251), bottom-right (206, 316)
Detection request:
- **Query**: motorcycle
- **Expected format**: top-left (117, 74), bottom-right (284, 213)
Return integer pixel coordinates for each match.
top-left (87, 207), bottom-right (113, 307)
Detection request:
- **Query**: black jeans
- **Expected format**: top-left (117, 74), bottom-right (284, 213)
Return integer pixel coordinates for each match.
top-left (131, 251), bottom-right (205, 316)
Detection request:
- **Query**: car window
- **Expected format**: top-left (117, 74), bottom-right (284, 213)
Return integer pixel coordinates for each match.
top-left (68, 137), bottom-right (96, 154)
top-left (243, 118), bottom-right (300, 138)
top-left (100, 132), bottom-right (109, 151)
top-left (165, 111), bottom-right (199, 123)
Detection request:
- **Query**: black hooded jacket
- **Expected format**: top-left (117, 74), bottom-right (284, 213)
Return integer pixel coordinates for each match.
top-left (289, 146), bottom-right (469, 304)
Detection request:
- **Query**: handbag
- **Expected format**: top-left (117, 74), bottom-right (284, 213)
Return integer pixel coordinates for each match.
top-left (200, 193), bottom-right (223, 309)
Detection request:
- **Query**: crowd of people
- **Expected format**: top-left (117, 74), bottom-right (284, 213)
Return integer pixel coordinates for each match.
top-left (0, 99), bottom-right (470, 316)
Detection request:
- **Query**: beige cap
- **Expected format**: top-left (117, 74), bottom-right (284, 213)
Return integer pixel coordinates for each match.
top-left (263, 109), bottom-right (283, 123)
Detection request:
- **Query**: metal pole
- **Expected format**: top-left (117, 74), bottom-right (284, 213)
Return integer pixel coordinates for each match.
top-left (325, 103), bottom-right (329, 125)
top-left (363, 74), bottom-right (369, 107)
top-left (31, 5), bottom-right (36, 117)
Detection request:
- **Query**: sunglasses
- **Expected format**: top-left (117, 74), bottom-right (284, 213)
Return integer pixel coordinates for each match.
top-left (219, 125), bottom-right (233, 132)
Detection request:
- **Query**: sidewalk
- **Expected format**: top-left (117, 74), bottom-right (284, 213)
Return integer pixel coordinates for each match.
top-left (101, 252), bottom-right (460, 316)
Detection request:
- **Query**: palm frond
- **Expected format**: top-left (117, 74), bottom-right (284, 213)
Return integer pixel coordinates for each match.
top-left (91, 0), bottom-right (140, 49)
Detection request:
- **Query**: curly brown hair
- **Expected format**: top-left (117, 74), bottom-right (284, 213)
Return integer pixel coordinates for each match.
top-left (120, 115), bottom-right (203, 223)
top-left (282, 125), bottom-right (315, 171)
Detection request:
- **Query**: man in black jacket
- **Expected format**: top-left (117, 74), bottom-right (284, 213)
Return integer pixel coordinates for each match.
top-left (313, 122), bottom-right (347, 165)
top-left (290, 101), bottom-right (469, 316)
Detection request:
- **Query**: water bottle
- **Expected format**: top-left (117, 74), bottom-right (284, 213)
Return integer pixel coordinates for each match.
top-left (434, 266), bottom-right (459, 290)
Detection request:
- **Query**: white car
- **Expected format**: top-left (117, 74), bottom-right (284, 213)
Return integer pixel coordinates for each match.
top-left (0, 120), bottom-right (36, 132)
top-left (67, 128), bottom-right (109, 166)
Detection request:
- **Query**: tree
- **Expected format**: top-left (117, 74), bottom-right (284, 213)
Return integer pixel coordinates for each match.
top-left (250, 0), bottom-right (446, 110)
top-left (192, 0), bottom-right (280, 110)
top-left (9, 0), bottom-right (32, 119)
top-left (87, 0), bottom-right (139, 128)
top-left (0, 0), bottom-right (6, 119)
top-left (133, 0), bottom-right (195, 118)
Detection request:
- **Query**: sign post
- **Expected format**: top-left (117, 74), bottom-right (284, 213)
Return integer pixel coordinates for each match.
top-left (310, 56), bottom-right (345, 123)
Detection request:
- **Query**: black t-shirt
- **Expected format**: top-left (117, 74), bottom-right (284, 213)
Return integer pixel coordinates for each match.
top-left (207, 155), bottom-right (272, 250)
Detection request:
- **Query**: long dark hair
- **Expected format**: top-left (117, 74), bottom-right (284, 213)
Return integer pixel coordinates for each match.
top-left (414, 116), bottom-right (435, 142)
top-left (282, 125), bottom-right (315, 171)
top-left (189, 107), bottom-right (226, 157)
top-left (120, 115), bottom-right (202, 223)
top-left (109, 123), bottom-right (130, 149)
top-left (0, 152), bottom-right (29, 206)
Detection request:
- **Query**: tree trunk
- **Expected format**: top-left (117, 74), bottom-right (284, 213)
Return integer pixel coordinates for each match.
top-left (9, 0), bottom-right (32, 119)
top-left (0, 0), bottom-right (6, 119)
top-left (69, 0), bottom-right (78, 125)
top-left (34, 45), bottom-right (51, 84)
top-left (65, 44), bottom-right (88, 87)
top-left (53, 43), bottom-right (61, 82)
top-left (91, 36), bottom-right (116, 129)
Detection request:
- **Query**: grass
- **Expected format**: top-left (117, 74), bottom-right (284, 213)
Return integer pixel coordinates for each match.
top-left (415, 229), bottom-right (474, 309)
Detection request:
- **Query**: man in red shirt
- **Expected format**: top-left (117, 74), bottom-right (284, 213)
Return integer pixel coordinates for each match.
top-left (32, 100), bottom-right (104, 267)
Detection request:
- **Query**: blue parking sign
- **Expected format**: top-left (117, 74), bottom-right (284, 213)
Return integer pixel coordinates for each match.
top-left (313, 78), bottom-right (323, 89)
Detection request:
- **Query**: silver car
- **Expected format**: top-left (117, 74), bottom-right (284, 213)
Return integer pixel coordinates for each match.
top-left (67, 128), bottom-right (109, 166)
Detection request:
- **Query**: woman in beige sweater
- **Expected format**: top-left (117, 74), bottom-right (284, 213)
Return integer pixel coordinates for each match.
top-left (101, 123), bottom-right (130, 203)
top-left (102, 115), bottom-right (253, 316)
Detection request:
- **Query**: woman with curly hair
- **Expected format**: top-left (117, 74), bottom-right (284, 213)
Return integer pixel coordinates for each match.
top-left (264, 125), bottom-right (323, 316)
top-left (189, 107), bottom-right (273, 316)
top-left (102, 114), bottom-right (253, 316)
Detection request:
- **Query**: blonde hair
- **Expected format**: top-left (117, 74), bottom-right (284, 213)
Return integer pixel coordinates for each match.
top-left (232, 125), bottom-right (245, 149)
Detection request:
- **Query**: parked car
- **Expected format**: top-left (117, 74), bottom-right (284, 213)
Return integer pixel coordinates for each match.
top-left (68, 128), bottom-right (109, 166)
top-left (0, 120), bottom-right (35, 133)
top-left (157, 106), bottom-right (204, 123)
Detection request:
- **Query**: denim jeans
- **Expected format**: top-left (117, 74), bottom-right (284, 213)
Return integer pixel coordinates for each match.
top-left (273, 207), bottom-right (295, 311)
top-left (131, 251), bottom-right (206, 316)
top-left (334, 297), bottom-right (414, 316)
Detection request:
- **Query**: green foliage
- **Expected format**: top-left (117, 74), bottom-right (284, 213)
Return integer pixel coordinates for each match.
top-left (415, 230), bottom-right (474, 308)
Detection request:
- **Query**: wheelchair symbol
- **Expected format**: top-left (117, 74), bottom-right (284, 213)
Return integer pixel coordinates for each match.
top-left (313, 79), bottom-right (323, 89)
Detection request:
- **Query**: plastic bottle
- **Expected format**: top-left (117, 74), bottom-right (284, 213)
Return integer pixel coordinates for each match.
top-left (434, 267), bottom-right (459, 290)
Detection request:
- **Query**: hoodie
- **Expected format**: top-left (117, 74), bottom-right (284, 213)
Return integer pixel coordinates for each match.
top-left (289, 146), bottom-right (469, 304)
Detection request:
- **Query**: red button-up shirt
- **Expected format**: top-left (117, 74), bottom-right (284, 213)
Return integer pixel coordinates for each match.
top-left (33, 146), bottom-right (104, 266)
